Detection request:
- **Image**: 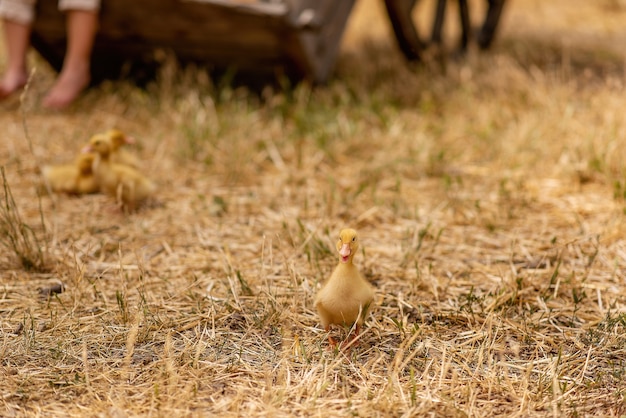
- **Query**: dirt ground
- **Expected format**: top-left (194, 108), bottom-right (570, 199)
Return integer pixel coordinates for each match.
top-left (1, 0), bottom-right (626, 416)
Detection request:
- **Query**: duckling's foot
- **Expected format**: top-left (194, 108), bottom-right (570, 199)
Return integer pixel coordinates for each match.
top-left (340, 336), bottom-right (359, 351)
top-left (340, 340), bottom-right (356, 351)
top-left (340, 325), bottom-right (361, 350)
top-left (327, 335), bottom-right (338, 350)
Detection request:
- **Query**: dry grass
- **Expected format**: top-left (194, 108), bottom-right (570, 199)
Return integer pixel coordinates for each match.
top-left (2, 0), bottom-right (626, 416)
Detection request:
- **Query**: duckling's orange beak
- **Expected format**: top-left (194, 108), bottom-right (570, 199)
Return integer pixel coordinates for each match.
top-left (339, 243), bottom-right (351, 263)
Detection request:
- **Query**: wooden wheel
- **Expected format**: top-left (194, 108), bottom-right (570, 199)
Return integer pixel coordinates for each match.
top-left (384, 0), bottom-right (507, 61)
top-left (477, 0), bottom-right (506, 49)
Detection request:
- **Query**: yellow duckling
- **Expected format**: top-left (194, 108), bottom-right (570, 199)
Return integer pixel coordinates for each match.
top-left (314, 228), bottom-right (375, 348)
top-left (106, 128), bottom-right (142, 169)
top-left (41, 152), bottom-right (98, 195)
top-left (84, 133), bottom-right (155, 211)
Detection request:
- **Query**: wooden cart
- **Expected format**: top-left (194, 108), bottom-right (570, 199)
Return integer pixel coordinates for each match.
top-left (31, 0), bottom-right (506, 84)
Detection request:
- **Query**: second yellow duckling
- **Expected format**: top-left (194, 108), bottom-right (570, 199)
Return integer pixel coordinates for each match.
top-left (314, 228), bottom-right (375, 348)
top-left (84, 133), bottom-right (155, 211)
top-left (106, 128), bottom-right (142, 169)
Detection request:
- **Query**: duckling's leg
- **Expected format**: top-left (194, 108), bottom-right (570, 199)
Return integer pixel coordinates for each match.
top-left (328, 336), bottom-right (338, 348)
top-left (126, 183), bottom-right (136, 213)
top-left (326, 326), bottom-right (338, 349)
top-left (341, 324), bottom-right (361, 350)
top-left (115, 183), bottom-right (124, 210)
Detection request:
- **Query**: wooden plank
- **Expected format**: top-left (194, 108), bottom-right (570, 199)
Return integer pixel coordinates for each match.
top-left (30, 0), bottom-right (354, 83)
top-left (286, 0), bottom-right (356, 83)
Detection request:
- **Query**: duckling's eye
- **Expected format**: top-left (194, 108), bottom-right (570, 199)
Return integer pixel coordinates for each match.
top-left (352, 237), bottom-right (356, 242)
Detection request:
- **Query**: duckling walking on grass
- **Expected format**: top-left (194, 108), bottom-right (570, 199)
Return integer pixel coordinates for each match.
top-left (314, 228), bottom-right (375, 349)
top-left (84, 133), bottom-right (155, 212)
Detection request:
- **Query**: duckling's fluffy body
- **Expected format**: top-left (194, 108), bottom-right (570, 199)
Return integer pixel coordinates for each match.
top-left (86, 133), bottom-right (155, 210)
top-left (107, 129), bottom-right (141, 169)
top-left (42, 152), bottom-right (98, 195)
top-left (315, 228), bottom-right (374, 345)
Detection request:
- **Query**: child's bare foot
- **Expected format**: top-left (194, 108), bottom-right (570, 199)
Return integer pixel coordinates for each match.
top-left (0, 70), bottom-right (27, 100)
top-left (42, 67), bottom-right (90, 109)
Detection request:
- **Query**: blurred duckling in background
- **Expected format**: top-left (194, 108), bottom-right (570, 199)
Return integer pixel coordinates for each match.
top-left (106, 128), bottom-right (142, 169)
top-left (41, 152), bottom-right (98, 195)
top-left (84, 133), bottom-right (155, 211)
top-left (314, 228), bottom-right (375, 349)
top-left (39, 128), bottom-right (140, 197)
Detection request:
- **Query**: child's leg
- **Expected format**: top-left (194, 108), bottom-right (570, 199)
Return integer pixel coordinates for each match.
top-left (42, 8), bottom-right (98, 108)
top-left (0, 0), bottom-right (35, 99)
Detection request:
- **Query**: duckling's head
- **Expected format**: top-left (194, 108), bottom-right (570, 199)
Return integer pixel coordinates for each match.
top-left (76, 153), bottom-right (95, 175)
top-left (337, 228), bottom-right (358, 264)
top-left (84, 134), bottom-right (112, 157)
top-left (107, 129), bottom-right (134, 151)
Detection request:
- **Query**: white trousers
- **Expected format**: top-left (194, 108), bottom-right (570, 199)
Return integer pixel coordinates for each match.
top-left (0, 0), bottom-right (100, 24)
